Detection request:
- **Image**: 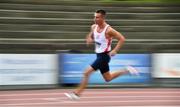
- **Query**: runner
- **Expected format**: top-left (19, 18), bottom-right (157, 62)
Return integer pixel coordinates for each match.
top-left (65, 9), bottom-right (138, 100)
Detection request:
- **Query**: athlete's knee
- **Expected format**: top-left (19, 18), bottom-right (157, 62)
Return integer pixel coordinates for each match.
top-left (83, 71), bottom-right (89, 77)
top-left (84, 70), bottom-right (92, 77)
top-left (104, 77), bottom-right (112, 82)
top-left (83, 66), bottom-right (94, 77)
top-left (103, 72), bottom-right (112, 82)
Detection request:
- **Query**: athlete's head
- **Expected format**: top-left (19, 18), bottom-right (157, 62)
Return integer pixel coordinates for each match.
top-left (94, 9), bottom-right (106, 25)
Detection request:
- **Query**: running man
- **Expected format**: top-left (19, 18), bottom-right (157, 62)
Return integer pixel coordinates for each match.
top-left (65, 9), bottom-right (138, 100)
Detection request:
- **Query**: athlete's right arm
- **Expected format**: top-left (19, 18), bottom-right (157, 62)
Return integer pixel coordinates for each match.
top-left (86, 24), bottom-right (96, 46)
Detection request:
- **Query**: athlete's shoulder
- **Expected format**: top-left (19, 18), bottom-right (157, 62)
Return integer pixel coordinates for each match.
top-left (106, 25), bottom-right (122, 38)
top-left (91, 24), bottom-right (96, 29)
top-left (90, 24), bottom-right (96, 31)
top-left (106, 25), bottom-right (115, 33)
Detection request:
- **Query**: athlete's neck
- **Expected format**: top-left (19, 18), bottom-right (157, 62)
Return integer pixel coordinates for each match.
top-left (97, 22), bottom-right (107, 29)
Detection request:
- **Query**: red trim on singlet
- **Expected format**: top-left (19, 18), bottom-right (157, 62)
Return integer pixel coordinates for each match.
top-left (104, 38), bottom-right (111, 52)
top-left (104, 25), bottom-right (111, 53)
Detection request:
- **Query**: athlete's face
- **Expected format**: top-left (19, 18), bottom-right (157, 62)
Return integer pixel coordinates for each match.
top-left (94, 13), bottom-right (104, 25)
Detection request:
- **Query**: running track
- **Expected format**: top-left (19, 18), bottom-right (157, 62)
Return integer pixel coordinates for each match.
top-left (0, 88), bottom-right (180, 107)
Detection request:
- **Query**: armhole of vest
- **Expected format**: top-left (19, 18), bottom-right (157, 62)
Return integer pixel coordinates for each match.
top-left (104, 25), bottom-right (110, 39)
top-left (105, 25), bottom-right (110, 33)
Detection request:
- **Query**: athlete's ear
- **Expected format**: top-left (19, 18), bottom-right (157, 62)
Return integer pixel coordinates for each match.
top-left (100, 14), bottom-right (106, 19)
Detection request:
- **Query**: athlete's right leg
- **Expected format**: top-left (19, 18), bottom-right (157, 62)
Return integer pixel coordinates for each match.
top-left (74, 66), bottom-right (95, 96)
top-left (102, 69), bottom-right (128, 82)
top-left (102, 66), bottom-right (139, 82)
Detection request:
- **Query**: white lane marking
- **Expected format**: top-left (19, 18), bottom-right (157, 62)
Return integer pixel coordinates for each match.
top-left (42, 97), bottom-right (63, 101)
top-left (2, 100), bottom-right (180, 106)
top-left (0, 91), bottom-right (180, 97)
top-left (1, 89), bottom-right (179, 94)
top-left (0, 95), bottom-right (180, 101)
top-left (109, 106), bottom-right (180, 107)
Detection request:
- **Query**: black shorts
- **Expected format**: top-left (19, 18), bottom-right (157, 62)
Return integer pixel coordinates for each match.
top-left (91, 52), bottom-right (111, 74)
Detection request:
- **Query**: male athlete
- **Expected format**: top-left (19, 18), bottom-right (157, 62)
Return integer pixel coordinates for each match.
top-left (65, 9), bottom-right (138, 100)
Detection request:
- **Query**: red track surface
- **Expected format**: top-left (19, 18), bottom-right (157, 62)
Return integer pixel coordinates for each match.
top-left (0, 88), bottom-right (180, 107)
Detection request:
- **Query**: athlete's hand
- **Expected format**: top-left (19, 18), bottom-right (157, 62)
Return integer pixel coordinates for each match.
top-left (109, 50), bottom-right (117, 56)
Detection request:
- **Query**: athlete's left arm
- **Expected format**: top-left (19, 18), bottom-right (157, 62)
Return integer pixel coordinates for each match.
top-left (108, 27), bottom-right (126, 56)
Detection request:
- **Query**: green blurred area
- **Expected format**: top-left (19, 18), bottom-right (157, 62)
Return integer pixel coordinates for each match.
top-left (101, 0), bottom-right (180, 3)
top-left (0, 0), bottom-right (180, 53)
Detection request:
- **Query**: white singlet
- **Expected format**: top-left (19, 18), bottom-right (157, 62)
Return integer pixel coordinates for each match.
top-left (93, 24), bottom-right (112, 53)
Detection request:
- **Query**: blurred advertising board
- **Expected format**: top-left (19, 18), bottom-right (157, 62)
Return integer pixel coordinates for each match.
top-left (153, 53), bottom-right (180, 78)
top-left (0, 54), bottom-right (57, 85)
top-left (59, 54), bottom-right (151, 84)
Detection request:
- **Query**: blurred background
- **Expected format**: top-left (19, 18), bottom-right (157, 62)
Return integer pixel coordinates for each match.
top-left (0, 0), bottom-right (180, 90)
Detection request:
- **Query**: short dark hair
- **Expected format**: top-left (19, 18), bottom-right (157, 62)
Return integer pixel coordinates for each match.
top-left (96, 9), bottom-right (106, 16)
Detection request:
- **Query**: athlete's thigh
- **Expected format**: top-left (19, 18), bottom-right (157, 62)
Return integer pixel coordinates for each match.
top-left (84, 66), bottom-right (96, 75)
